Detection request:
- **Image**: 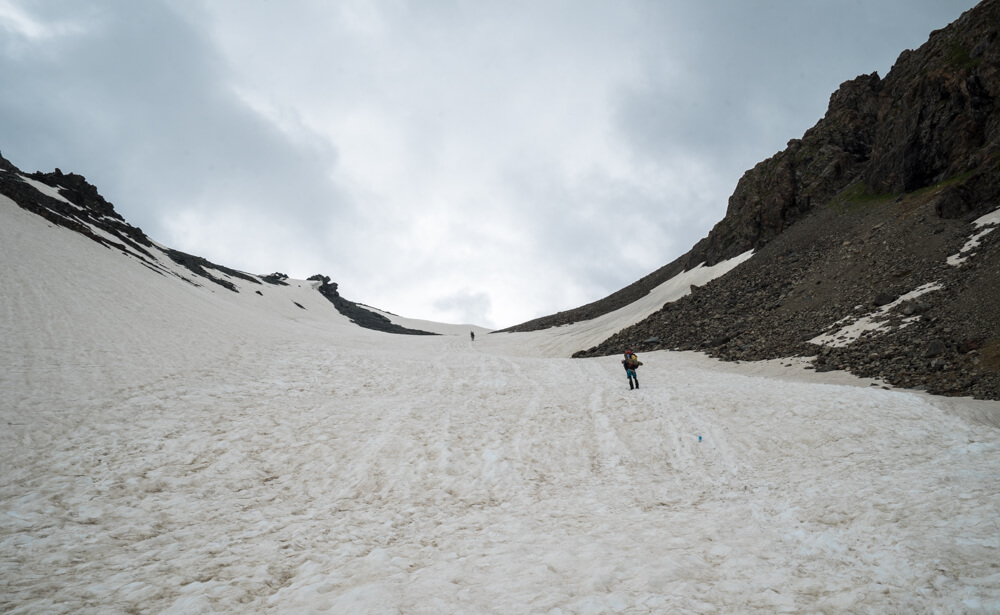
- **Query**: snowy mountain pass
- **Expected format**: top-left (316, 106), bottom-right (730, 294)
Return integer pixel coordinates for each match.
top-left (378, 250), bottom-right (754, 359)
top-left (2, 196), bottom-right (1000, 613)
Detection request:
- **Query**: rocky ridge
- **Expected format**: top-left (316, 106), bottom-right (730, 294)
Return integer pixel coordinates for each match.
top-left (0, 152), bottom-right (435, 336)
top-left (543, 1), bottom-right (1000, 399)
top-left (308, 275), bottom-right (437, 336)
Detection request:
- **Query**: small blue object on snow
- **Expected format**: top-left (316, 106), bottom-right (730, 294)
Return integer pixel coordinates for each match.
top-left (698, 435), bottom-right (702, 442)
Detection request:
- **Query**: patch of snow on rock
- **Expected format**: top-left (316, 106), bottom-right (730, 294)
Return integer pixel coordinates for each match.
top-left (18, 174), bottom-right (78, 207)
top-left (810, 282), bottom-right (942, 347)
top-left (948, 206), bottom-right (1000, 266)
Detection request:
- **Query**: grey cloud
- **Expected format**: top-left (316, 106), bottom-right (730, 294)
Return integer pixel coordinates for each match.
top-left (495, 156), bottom-right (706, 312)
top-left (612, 1), bottom-right (980, 182)
top-left (0, 1), bottom-right (350, 272)
top-left (433, 289), bottom-right (493, 328)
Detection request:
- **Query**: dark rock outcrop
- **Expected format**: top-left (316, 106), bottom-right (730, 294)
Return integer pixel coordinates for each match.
top-left (0, 157), bottom-right (272, 293)
top-left (0, 157), bottom-right (157, 261)
top-left (262, 272), bottom-right (290, 286)
top-left (308, 275), bottom-right (437, 336)
top-left (161, 248), bottom-right (261, 293)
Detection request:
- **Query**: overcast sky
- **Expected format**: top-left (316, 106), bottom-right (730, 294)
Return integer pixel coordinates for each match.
top-left (0, 0), bottom-right (979, 328)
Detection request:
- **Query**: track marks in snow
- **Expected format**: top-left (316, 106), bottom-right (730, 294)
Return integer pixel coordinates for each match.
top-left (3, 326), bottom-right (999, 612)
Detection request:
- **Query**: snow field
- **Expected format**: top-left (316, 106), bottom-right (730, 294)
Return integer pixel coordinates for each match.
top-left (2, 196), bottom-right (1000, 613)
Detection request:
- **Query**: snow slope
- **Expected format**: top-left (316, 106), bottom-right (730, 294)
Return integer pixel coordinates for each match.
top-left (367, 308), bottom-right (493, 337)
top-left (2, 194), bottom-right (999, 614)
top-left (379, 251), bottom-right (753, 359)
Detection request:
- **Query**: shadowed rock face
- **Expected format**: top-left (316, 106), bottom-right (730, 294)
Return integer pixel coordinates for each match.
top-left (516, 1), bottom-right (1000, 399)
top-left (864, 22), bottom-right (999, 196)
top-left (308, 275), bottom-right (437, 336)
top-left (692, 0), bottom-right (1000, 268)
top-left (689, 71), bottom-right (885, 267)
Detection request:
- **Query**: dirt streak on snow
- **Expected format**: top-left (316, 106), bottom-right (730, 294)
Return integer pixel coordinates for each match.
top-left (2, 196), bottom-right (999, 614)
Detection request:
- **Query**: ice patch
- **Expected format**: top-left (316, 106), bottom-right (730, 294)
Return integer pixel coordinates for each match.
top-left (972, 206), bottom-right (1000, 228)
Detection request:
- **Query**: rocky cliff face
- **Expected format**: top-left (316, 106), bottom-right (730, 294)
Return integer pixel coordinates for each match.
top-left (550, 1), bottom-right (1000, 399)
top-left (684, 71), bottom-right (884, 267)
top-left (690, 0), bottom-right (1000, 267)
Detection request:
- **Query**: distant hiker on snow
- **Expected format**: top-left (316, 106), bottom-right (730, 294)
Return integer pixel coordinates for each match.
top-left (470, 331), bottom-right (475, 341)
top-left (622, 350), bottom-right (642, 390)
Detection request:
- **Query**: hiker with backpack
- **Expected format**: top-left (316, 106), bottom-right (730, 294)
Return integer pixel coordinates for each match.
top-left (622, 350), bottom-right (642, 390)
